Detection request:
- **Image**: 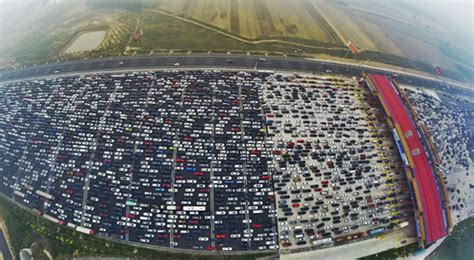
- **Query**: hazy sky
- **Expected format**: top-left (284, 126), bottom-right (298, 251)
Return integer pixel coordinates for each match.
top-left (417, 0), bottom-right (473, 42)
top-left (0, 0), bottom-right (472, 53)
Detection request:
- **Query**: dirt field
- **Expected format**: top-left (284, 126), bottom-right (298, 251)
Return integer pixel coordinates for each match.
top-left (64, 30), bottom-right (106, 53)
top-left (155, 0), bottom-right (473, 76)
top-left (156, 0), bottom-right (341, 43)
top-left (157, 0), bottom-right (231, 32)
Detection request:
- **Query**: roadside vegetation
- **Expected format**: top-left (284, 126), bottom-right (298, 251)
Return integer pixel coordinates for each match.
top-left (427, 217), bottom-right (474, 260)
top-left (359, 242), bottom-right (419, 260)
top-left (0, 196), bottom-right (272, 260)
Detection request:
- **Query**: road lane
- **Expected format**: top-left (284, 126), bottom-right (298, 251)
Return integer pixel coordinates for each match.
top-left (0, 229), bottom-right (13, 260)
top-left (2, 55), bottom-right (470, 99)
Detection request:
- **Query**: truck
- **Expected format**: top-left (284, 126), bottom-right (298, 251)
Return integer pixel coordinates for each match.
top-left (398, 221), bottom-right (409, 228)
top-left (36, 190), bottom-right (53, 200)
top-left (76, 226), bottom-right (95, 235)
top-left (312, 237), bottom-right (333, 246)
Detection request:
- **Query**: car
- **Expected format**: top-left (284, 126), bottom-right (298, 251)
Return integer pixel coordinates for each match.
top-left (1, 69), bottom-right (410, 252)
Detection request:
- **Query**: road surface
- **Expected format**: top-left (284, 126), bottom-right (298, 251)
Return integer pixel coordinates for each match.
top-left (0, 229), bottom-right (13, 260)
top-left (1, 55), bottom-right (471, 98)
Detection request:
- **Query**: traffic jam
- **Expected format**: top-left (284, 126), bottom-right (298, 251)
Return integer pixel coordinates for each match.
top-left (261, 73), bottom-right (414, 250)
top-left (0, 70), bottom-right (413, 253)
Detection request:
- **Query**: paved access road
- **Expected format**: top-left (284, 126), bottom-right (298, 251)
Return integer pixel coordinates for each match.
top-left (0, 55), bottom-right (467, 95)
top-left (0, 229), bottom-right (13, 260)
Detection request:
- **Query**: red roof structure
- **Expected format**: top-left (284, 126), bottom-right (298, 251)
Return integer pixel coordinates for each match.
top-left (368, 74), bottom-right (447, 244)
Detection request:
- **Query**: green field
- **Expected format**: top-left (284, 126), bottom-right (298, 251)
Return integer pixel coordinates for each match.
top-left (427, 217), bottom-right (474, 260)
top-left (127, 10), bottom-right (343, 54)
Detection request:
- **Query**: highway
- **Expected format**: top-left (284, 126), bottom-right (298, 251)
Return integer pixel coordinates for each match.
top-left (0, 54), bottom-right (470, 96)
top-left (0, 54), bottom-right (457, 256)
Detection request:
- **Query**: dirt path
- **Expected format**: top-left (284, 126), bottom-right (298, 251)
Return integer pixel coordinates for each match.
top-left (146, 8), bottom-right (347, 51)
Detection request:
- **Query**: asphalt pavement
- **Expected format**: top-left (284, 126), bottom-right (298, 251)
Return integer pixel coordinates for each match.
top-left (1, 54), bottom-right (470, 97)
top-left (0, 229), bottom-right (13, 260)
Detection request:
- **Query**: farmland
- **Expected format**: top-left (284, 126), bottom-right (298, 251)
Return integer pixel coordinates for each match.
top-left (319, 0), bottom-right (471, 68)
top-left (0, 0), bottom-right (472, 83)
top-left (127, 9), bottom-right (345, 56)
top-left (154, 0), bottom-right (473, 82)
top-left (156, 0), bottom-right (342, 44)
top-left (155, 0), bottom-right (472, 69)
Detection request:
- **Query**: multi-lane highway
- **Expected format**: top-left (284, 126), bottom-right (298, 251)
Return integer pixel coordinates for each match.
top-left (0, 54), bottom-right (470, 95)
top-left (0, 54), bottom-right (467, 257)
